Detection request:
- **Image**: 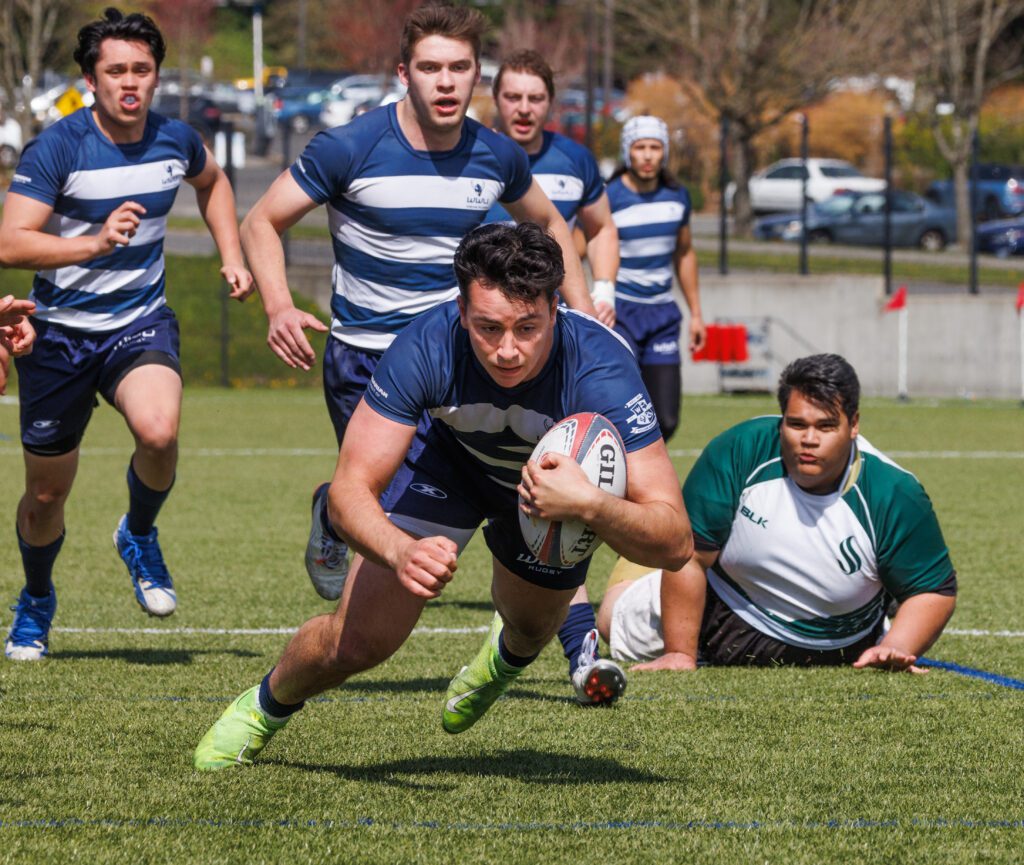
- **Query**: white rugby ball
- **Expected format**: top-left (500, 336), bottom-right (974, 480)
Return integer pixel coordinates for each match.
top-left (518, 412), bottom-right (628, 567)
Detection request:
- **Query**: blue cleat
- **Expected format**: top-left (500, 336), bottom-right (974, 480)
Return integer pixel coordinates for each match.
top-left (5, 587), bottom-right (57, 661)
top-left (114, 515), bottom-right (177, 617)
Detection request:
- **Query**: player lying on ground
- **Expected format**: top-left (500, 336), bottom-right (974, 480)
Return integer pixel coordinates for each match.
top-left (194, 223), bottom-right (692, 770)
top-left (0, 8), bottom-right (252, 661)
top-left (597, 353), bottom-right (956, 671)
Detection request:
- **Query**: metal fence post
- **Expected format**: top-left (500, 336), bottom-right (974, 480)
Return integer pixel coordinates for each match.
top-left (719, 115), bottom-right (729, 276)
top-left (883, 115), bottom-right (893, 296)
top-left (799, 114), bottom-right (809, 276)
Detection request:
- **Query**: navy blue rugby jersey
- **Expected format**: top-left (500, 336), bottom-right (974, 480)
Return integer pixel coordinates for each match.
top-left (9, 108), bottom-right (206, 332)
top-left (290, 103), bottom-right (532, 352)
top-left (607, 177), bottom-right (691, 303)
top-left (485, 130), bottom-right (604, 228)
top-left (364, 302), bottom-right (662, 490)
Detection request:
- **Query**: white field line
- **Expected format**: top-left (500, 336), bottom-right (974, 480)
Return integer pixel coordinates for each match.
top-left (46, 625), bottom-right (1024, 638)
top-left (0, 446), bottom-right (1021, 460)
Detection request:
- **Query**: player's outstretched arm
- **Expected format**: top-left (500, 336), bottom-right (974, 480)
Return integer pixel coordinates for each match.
top-left (632, 549), bottom-right (718, 672)
top-left (240, 171), bottom-right (327, 370)
top-left (577, 193), bottom-right (619, 328)
top-left (504, 181), bottom-right (598, 318)
top-left (853, 591), bottom-right (956, 674)
top-left (673, 224), bottom-right (705, 352)
top-left (186, 148), bottom-right (253, 302)
top-left (0, 193), bottom-right (144, 270)
top-left (519, 438), bottom-right (692, 571)
top-left (328, 400), bottom-right (458, 599)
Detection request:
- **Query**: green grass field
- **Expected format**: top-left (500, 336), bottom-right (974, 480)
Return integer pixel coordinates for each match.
top-left (1, 391), bottom-right (1023, 863)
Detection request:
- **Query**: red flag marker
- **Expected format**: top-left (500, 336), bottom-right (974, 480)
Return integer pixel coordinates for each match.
top-left (1016, 282), bottom-right (1024, 313)
top-left (885, 284), bottom-right (908, 312)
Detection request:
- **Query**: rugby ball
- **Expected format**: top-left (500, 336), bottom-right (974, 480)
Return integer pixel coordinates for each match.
top-left (518, 412), bottom-right (628, 567)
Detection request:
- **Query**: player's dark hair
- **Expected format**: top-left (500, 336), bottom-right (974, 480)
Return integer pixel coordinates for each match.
top-left (493, 49), bottom-right (555, 100)
top-left (777, 354), bottom-right (860, 421)
top-left (453, 222), bottom-right (564, 306)
top-left (608, 164), bottom-right (679, 190)
top-left (400, 2), bottom-right (486, 67)
top-left (74, 7), bottom-right (166, 77)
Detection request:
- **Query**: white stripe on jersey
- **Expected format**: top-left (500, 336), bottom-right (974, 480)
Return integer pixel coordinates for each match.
top-left (458, 440), bottom-right (527, 471)
top-left (45, 212), bottom-right (168, 246)
top-left (328, 321), bottom-right (394, 352)
top-left (332, 264), bottom-right (458, 315)
top-left (620, 235), bottom-right (677, 259)
top-left (64, 159), bottom-right (188, 199)
top-left (535, 173), bottom-right (586, 202)
top-left (33, 296), bottom-right (166, 331)
top-left (430, 402), bottom-right (553, 442)
top-left (328, 205), bottom-right (460, 263)
top-left (37, 256), bottom-right (164, 294)
top-left (617, 265), bottom-right (674, 287)
top-left (612, 200), bottom-right (685, 229)
top-left (343, 174), bottom-right (505, 211)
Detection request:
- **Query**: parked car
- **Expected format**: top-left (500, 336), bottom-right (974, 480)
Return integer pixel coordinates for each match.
top-left (975, 216), bottom-right (1024, 256)
top-left (1, 115), bottom-right (22, 169)
top-left (319, 74), bottom-right (403, 128)
top-left (755, 190), bottom-right (957, 251)
top-left (271, 86), bottom-right (328, 134)
top-left (727, 158), bottom-right (886, 213)
top-left (151, 92), bottom-right (223, 142)
top-left (926, 164), bottom-right (1024, 221)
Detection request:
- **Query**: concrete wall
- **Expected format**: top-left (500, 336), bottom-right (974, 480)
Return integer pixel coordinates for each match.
top-left (288, 265), bottom-right (1024, 400)
top-left (684, 274), bottom-right (1023, 399)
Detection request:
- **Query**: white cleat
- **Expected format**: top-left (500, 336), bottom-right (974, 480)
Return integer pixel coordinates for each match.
top-left (304, 483), bottom-right (349, 600)
top-left (572, 628), bottom-right (627, 706)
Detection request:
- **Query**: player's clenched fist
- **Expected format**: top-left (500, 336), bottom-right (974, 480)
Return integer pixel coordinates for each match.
top-left (96, 201), bottom-right (146, 253)
top-left (394, 536), bottom-right (458, 599)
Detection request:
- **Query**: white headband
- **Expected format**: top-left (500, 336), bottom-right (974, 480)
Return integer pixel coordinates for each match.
top-left (621, 115), bottom-right (669, 168)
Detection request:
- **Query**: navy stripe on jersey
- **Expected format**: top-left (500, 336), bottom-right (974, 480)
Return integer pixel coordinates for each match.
top-left (607, 177), bottom-right (691, 301)
top-left (486, 130), bottom-right (604, 227)
top-left (365, 303), bottom-right (661, 489)
top-left (290, 104), bottom-right (532, 351)
top-left (9, 108), bottom-right (204, 332)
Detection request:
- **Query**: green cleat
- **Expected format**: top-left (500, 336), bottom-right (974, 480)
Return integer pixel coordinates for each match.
top-left (193, 685), bottom-right (288, 771)
top-left (442, 613), bottom-right (524, 734)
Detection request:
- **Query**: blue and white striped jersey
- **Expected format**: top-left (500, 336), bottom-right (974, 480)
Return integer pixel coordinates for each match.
top-left (9, 108), bottom-right (206, 332)
top-left (364, 302), bottom-right (662, 490)
top-left (485, 130), bottom-right (604, 228)
top-left (607, 177), bottom-right (690, 303)
top-left (291, 104), bottom-right (532, 352)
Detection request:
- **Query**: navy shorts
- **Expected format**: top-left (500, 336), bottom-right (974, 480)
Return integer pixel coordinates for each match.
top-left (379, 426), bottom-right (591, 591)
top-left (614, 298), bottom-right (682, 366)
top-left (15, 306), bottom-right (181, 456)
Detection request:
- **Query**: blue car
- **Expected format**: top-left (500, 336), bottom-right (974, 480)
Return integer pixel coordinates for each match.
top-left (927, 164), bottom-right (1024, 221)
top-left (975, 217), bottom-right (1024, 256)
top-left (270, 86), bottom-right (328, 134)
top-left (755, 190), bottom-right (957, 251)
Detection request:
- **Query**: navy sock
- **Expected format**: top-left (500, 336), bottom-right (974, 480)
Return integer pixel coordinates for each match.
top-left (258, 669), bottom-right (304, 721)
top-left (17, 525), bottom-right (63, 598)
top-left (126, 461), bottom-right (173, 536)
top-left (559, 602), bottom-right (599, 676)
top-left (497, 632), bottom-right (538, 669)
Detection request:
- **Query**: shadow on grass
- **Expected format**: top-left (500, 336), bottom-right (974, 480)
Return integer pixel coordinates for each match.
top-left (335, 681), bottom-right (581, 707)
top-left (425, 599), bottom-right (495, 612)
top-left (52, 647), bottom-right (262, 665)
top-left (277, 748), bottom-right (669, 789)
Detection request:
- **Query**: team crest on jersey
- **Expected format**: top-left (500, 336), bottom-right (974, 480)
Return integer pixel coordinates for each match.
top-left (160, 163), bottom-right (178, 187)
top-left (836, 535), bottom-right (863, 575)
top-left (625, 393), bottom-right (657, 434)
top-left (466, 180), bottom-right (490, 209)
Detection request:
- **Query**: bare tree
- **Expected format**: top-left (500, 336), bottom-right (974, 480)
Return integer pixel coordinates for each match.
top-left (149, 0), bottom-right (217, 121)
top-left (0, 0), bottom-right (71, 140)
top-left (912, 0), bottom-right (1024, 244)
top-left (497, 0), bottom-right (585, 82)
top-left (618, 0), bottom-right (903, 235)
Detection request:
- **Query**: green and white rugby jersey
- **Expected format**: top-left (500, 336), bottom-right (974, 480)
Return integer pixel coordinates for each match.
top-left (682, 416), bottom-right (954, 650)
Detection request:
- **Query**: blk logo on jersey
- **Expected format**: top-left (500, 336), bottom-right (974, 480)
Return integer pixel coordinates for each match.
top-left (740, 505), bottom-right (768, 528)
top-left (466, 181), bottom-right (490, 209)
top-left (410, 483), bottom-right (447, 500)
top-left (625, 393), bottom-right (657, 434)
top-left (836, 536), bottom-right (863, 575)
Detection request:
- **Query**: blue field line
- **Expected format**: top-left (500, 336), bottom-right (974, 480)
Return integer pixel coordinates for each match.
top-left (919, 658), bottom-right (1024, 690)
top-left (2, 816), bottom-right (1024, 832)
